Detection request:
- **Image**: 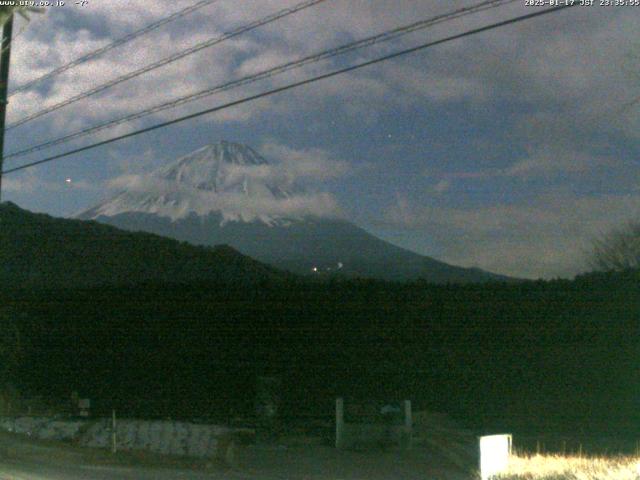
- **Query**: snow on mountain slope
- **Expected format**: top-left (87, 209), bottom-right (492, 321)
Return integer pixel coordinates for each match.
top-left (77, 141), bottom-right (511, 283)
top-left (79, 141), bottom-right (337, 225)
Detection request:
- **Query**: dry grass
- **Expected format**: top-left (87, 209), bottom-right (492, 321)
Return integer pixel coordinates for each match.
top-left (495, 452), bottom-right (640, 480)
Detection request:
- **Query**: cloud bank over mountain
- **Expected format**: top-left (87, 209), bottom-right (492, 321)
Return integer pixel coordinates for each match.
top-left (86, 141), bottom-right (343, 224)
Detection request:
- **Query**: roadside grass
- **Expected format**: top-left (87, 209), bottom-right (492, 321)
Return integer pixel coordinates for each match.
top-left (494, 452), bottom-right (640, 479)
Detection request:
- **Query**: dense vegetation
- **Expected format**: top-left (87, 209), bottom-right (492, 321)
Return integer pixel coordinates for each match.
top-left (0, 202), bottom-right (285, 287)
top-left (2, 270), bottom-right (638, 442)
top-left (1, 202), bottom-right (638, 444)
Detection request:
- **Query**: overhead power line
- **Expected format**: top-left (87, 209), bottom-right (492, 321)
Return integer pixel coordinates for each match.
top-left (5, 0), bottom-right (518, 161)
top-left (9, 0), bottom-right (220, 97)
top-left (2, 4), bottom-right (578, 176)
top-left (6, 0), bottom-right (327, 130)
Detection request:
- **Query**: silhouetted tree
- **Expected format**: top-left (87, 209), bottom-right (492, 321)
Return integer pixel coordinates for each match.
top-left (590, 222), bottom-right (640, 271)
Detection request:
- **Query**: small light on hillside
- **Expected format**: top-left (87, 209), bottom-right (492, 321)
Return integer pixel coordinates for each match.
top-left (312, 267), bottom-right (318, 272)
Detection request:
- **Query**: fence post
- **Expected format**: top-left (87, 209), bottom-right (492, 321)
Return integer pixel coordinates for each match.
top-left (403, 400), bottom-right (412, 450)
top-left (335, 398), bottom-right (344, 449)
top-left (111, 409), bottom-right (117, 454)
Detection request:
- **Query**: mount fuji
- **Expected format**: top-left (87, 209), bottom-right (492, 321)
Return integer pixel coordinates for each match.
top-left (77, 141), bottom-right (507, 283)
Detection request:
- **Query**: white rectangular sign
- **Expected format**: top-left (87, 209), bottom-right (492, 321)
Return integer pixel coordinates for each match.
top-left (479, 434), bottom-right (512, 480)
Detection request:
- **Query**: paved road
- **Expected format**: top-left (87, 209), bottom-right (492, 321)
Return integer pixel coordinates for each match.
top-left (0, 430), bottom-right (257, 480)
top-left (0, 448), bottom-right (470, 480)
top-left (0, 443), bottom-right (470, 479)
top-left (0, 459), bottom-right (252, 480)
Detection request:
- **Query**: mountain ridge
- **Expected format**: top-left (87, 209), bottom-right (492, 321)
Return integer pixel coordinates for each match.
top-left (79, 141), bottom-right (299, 224)
top-left (0, 201), bottom-right (286, 288)
top-left (77, 140), bottom-right (512, 283)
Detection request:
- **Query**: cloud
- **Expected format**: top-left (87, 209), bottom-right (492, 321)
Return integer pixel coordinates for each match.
top-left (0, 4), bottom-right (500, 132)
top-left (103, 142), bottom-right (347, 222)
top-left (106, 174), bottom-right (146, 191)
top-left (382, 192), bottom-right (640, 279)
top-left (503, 146), bottom-right (613, 179)
top-left (111, 147), bottom-right (165, 174)
top-left (384, 64), bottom-right (490, 104)
top-left (432, 179), bottom-right (450, 194)
top-left (3, 174), bottom-right (40, 194)
top-left (3, 170), bottom-right (94, 194)
top-left (10, 5), bottom-right (259, 131)
top-left (11, 1), bottom-right (636, 148)
top-left (259, 142), bottom-right (351, 182)
top-left (426, 144), bottom-right (616, 187)
top-left (105, 173), bottom-right (341, 223)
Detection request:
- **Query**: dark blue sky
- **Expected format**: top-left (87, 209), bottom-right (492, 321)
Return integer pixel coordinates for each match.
top-left (3, 0), bottom-right (639, 278)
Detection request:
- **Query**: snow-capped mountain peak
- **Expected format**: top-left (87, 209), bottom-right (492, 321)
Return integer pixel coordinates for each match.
top-left (75, 141), bottom-right (508, 283)
top-left (154, 141), bottom-right (286, 198)
top-left (157, 142), bottom-right (269, 190)
top-left (77, 141), bottom-right (336, 225)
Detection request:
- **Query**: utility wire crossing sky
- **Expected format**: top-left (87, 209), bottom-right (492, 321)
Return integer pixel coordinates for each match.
top-left (5, 0), bottom-right (519, 162)
top-left (2, 3), bottom-right (578, 176)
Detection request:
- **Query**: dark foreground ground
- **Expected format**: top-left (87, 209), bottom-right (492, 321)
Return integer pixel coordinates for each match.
top-left (0, 431), bottom-right (474, 480)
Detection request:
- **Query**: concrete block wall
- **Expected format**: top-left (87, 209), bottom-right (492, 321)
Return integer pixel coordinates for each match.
top-left (0, 417), bottom-right (84, 440)
top-left (0, 416), bottom-right (248, 458)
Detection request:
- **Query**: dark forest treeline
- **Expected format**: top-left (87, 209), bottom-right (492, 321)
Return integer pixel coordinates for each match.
top-left (0, 202), bottom-right (287, 287)
top-left (2, 269), bottom-right (638, 439)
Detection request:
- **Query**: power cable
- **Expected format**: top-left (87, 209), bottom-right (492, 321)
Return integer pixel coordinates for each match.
top-left (2, 4), bottom-right (578, 176)
top-left (5, 0), bottom-right (517, 161)
top-left (6, 0), bottom-right (327, 130)
top-left (9, 0), bottom-right (220, 97)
